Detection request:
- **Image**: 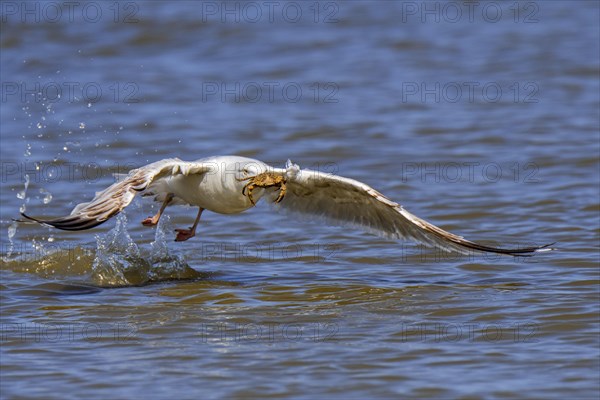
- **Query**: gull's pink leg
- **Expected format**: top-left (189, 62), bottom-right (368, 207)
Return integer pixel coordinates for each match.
top-left (142, 193), bottom-right (174, 226)
top-left (175, 207), bottom-right (204, 242)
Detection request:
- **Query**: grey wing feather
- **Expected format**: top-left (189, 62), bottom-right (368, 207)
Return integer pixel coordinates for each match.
top-left (20, 158), bottom-right (210, 231)
top-left (273, 168), bottom-right (552, 256)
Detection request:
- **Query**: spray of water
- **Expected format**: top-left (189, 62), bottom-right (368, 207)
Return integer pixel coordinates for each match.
top-left (90, 213), bottom-right (202, 287)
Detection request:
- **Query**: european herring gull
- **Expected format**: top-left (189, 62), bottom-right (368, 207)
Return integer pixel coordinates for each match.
top-left (20, 155), bottom-right (553, 255)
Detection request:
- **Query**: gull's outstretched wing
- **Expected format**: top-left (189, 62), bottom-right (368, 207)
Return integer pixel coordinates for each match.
top-left (271, 164), bottom-right (553, 256)
top-left (20, 158), bottom-right (211, 231)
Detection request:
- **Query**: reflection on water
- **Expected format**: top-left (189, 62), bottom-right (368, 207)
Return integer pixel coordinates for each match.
top-left (1, 1), bottom-right (599, 399)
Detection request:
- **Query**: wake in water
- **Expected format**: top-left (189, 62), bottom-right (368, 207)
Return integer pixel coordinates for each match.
top-left (2, 212), bottom-right (206, 288)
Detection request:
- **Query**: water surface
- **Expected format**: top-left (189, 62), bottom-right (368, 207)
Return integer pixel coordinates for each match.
top-left (1, 1), bottom-right (599, 399)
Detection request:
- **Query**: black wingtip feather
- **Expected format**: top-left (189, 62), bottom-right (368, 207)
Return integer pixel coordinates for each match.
top-left (458, 240), bottom-right (556, 256)
top-left (18, 212), bottom-right (109, 231)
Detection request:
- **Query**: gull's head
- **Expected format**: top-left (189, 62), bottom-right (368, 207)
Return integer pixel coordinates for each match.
top-left (239, 160), bottom-right (268, 178)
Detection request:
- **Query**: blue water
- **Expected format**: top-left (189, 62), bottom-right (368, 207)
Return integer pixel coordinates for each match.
top-left (1, 1), bottom-right (599, 399)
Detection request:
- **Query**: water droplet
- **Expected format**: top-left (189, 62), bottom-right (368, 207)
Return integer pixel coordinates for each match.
top-left (6, 221), bottom-right (18, 258)
top-left (40, 188), bottom-right (52, 204)
top-left (17, 174), bottom-right (30, 199)
top-left (8, 222), bottom-right (17, 240)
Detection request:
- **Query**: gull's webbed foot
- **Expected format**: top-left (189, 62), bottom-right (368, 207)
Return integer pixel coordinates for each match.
top-left (141, 216), bottom-right (159, 226)
top-left (174, 227), bottom-right (196, 242)
top-left (237, 172), bottom-right (286, 205)
top-left (174, 207), bottom-right (204, 242)
top-left (142, 193), bottom-right (174, 227)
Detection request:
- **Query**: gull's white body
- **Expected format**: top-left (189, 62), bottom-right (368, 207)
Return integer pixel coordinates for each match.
top-left (146, 156), bottom-right (269, 214)
top-left (22, 155), bottom-right (553, 255)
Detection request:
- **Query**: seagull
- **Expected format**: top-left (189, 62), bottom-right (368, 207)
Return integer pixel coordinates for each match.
top-left (20, 155), bottom-right (553, 255)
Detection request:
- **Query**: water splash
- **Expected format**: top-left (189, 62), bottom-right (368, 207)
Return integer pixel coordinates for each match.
top-left (148, 215), bottom-right (191, 279)
top-left (39, 188), bottom-right (53, 204)
top-left (90, 213), bottom-right (201, 287)
top-left (9, 173), bottom-right (31, 258)
top-left (16, 174), bottom-right (29, 200)
top-left (6, 221), bottom-right (18, 259)
top-left (3, 213), bottom-right (203, 286)
top-left (91, 213), bottom-right (145, 287)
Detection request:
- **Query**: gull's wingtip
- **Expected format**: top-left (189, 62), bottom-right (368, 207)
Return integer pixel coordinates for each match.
top-left (16, 212), bottom-right (52, 227)
top-left (15, 211), bottom-right (110, 231)
top-left (12, 215), bottom-right (32, 224)
top-left (503, 242), bottom-right (557, 257)
top-left (533, 242), bottom-right (557, 253)
top-left (12, 212), bottom-right (54, 228)
top-left (18, 212), bottom-right (38, 223)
